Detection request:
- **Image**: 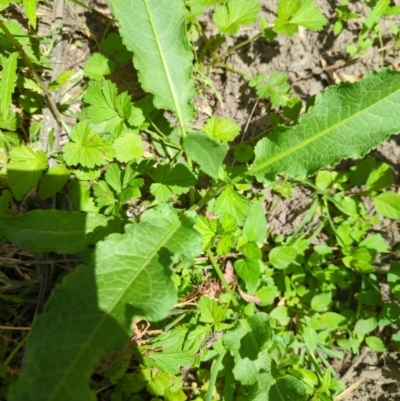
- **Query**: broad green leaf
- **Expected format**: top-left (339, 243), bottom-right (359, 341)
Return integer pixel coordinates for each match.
top-left (214, 186), bottom-right (250, 225)
top-left (63, 122), bottom-right (114, 168)
top-left (8, 145), bottom-right (48, 200)
top-left (0, 210), bottom-right (120, 254)
top-left (0, 52), bottom-right (18, 118)
top-left (9, 207), bottom-right (202, 401)
top-left (366, 162), bottom-right (393, 192)
top-left (83, 53), bottom-right (115, 80)
top-left (243, 202), bottom-right (267, 242)
top-left (23, 0), bottom-right (37, 28)
top-left (184, 132), bottom-right (228, 179)
top-left (149, 162), bottom-right (197, 202)
top-left (80, 80), bottom-right (131, 135)
top-left (250, 69), bottom-right (400, 181)
top-left (234, 258), bottom-right (259, 293)
top-left (274, 0), bottom-right (327, 37)
top-left (311, 292), bottom-right (332, 312)
top-left (110, 0), bottom-right (195, 123)
top-left (38, 164), bottom-right (70, 199)
top-left (204, 116), bottom-right (240, 142)
top-left (256, 286), bottom-right (279, 306)
top-left (268, 375), bottom-right (308, 401)
top-left (0, 130), bottom-right (20, 150)
top-left (224, 313), bottom-right (272, 360)
top-left (319, 312), bottom-right (347, 331)
top-left (233, 143), bottom-right (254, 163)
top-left (93, 180), bottom-right (119, 215)
top-left (113, 131), bottom-right (143, 163)
top-left (268, 246), bottom-right (297, 269)
top-left (213, 0), bottom-right (260, 35)
top-left (194, 215), bottom-right (218, 249)
top-left (354, 316), bottom-right (378, 335)
top-left (366, 336), bottom-right (386, 352)
top-left (270, 306), bottom-right (290, 326)
top-left (249, 72), bottom-right (291, 108)
top-left (198, 296), bottom-right (227, 329)
top-left (373, 191), bottom-right (400, 219)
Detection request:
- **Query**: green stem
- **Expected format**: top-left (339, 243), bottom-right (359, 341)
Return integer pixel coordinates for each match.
top-left (225, 32), bottom-right (262, 56)
top-left (215, 63), bottom-right (248, 78)
top-left (207, 249), bottom-right (239, 307)
top-left (0, 20), bottom-right (64, 130)
top-left (4, 333), bottom-right (29, 367)
top-left (205, 353), bottom-right (225, 401)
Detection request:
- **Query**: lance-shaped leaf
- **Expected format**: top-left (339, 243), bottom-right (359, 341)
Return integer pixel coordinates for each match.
top-left (0, 210), bottom-right (124, 254)
top-left (110, 0), bottom-right (195, 123)
top-left (0, 52), bottom-right (18, 118)
top-left (250, 69), bottom-right (400, 182)
top-left (9, 207), bottom-right (202, 401)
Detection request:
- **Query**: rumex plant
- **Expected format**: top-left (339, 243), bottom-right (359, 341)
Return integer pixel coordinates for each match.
top-left (1, 0), bottom-right (400, 400)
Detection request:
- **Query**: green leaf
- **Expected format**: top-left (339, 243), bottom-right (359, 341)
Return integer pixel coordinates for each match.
top-left (0, 210), bottom-right (118, 254)
top-left (249, 72), bottom-right (291, 108)
top-left (366, 162), bottom-right (393, 192)
top-left (83, 53), bottom-right (115, 80)
top-left (49, 70), bottom-right (74, 92)
top-left (214, 186), bottom-right (250, 225)
top-left (243, 202), bottom-right (267, 242)
top-left (63, 122), bottom-right (114, 168)
top-left (149, 162), bottom-right (197, 202)
top-left (270, 306), bottom-right (290, 326)
top-left (113, 131), bottom-right (144, 163)
top-left (38, 164), bottom-right (70, 199)
top-left (8, 145), bottom-right (48, 200)
top-left (194, 215), bottom-right (217, 249)
top-left (268, 246), bottom-right (297, 269)
top-left (23, 0), bottom-right (37, 28)
top-left (183, 132), bottom-right (228, 179)
top-left (233, 143), bottom-right (254, 163)
top-left (110, 0), bottom-right (195, 123)
top-left (250, 69), bottom-right (400, 181)
top-left (311, 292), bottom-right (332, 312)
top-left (224, 313), bottom-right (272, 360)
top-left (9, 207), bottom-right (202, 401)
top-left (274, 0), bottom-right (327, 37)
top-left (0, 130), bottom-right (20, 151)
top-left (80, 81), bottom-right (132, 135)
top-left (365, 336), bottom-right (386, 352)
top-left (320, 312), bottom-right (347, 331)
top-left (0, 52), bottom-right (18, 118)
top-left (234, 258), bottom-right (259, 293)
top-left (204, 116), bottom-right (240, 142)
top-left (373, 191), bottom-right (400, 220)
top-left (354, 316), bottom-right (377, 335)
top-left (198, 296), bottom-right (227, 329)
top-left (93, 180), bottom-right (119, 215)
top-left (213, 0), bottom-right (260, 35)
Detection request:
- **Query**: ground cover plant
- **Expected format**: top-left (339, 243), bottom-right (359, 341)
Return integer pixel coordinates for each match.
top-left (1, 0), bottom-right (400, 400)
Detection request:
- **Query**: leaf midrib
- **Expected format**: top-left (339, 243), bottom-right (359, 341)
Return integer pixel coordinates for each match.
top-left (248, 85), bottom-right (400, 177)
top-left (48, 218), bottom-right (181, 401)
top-left (142, 0), bottom-right (185, 132)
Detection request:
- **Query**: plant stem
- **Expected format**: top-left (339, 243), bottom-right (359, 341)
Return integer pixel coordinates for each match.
top-left (205, 352), bottom-right (225, 401)
top-left (207, 249), bottom-right (239, 307)
top-left (0, 20), bottom-right (64, 131)
top-left (225, 32), bottom-right (262, 55)
top-left (3, 333), bottom-right (29, 367)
